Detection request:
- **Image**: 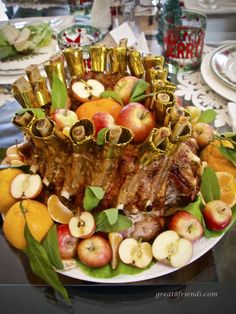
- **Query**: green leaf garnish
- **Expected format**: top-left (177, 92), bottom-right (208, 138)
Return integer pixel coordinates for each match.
top-left (130, 79), bottom-right (150, 103)
top-left (198, 109), bottom-right (217, 123)
top-left (78, 259), bottom-right (153, 278)
top-left (95, 209), bottom-right (133, 233)
top-left (77, 260), bottom-right (153, 278)
top-left (200, 167), bottom-right (220, 203)
top-left (183, 195), bottom-right (203, 222)
top-left (43, 225), bottom-right (64, 270)
top-left (17, 108), bottom-right (46, 120)
top-left (100, 91), bottom-right (123, 106)
top-left (24, 224), bottom-right (70, 303)
top-left (131, 92), bottom-right (155, 103)
top-left (103, 208), bottom-right (118, 225)
top-left (51, 72), bottom-right (67, 110)
top-left (83, 186), bottom-right (105, 211)
top-left (96, 127), bottom-right (109, 146)
top-left (219, 146), bottom-right (236, 166)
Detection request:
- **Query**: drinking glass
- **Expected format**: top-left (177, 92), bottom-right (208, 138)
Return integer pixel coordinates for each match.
top-left (162, 9), bottom-right (207, 73)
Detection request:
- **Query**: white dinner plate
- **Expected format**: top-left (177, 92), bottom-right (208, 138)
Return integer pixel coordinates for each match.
top-left (57, 235), bottom-right (222, 283)
top-left (201, 48), bottom-right (236, 102)
top-left (0, 39), bottom-right (57, 76)
top-left (211, 43), bottom-right (236, 90)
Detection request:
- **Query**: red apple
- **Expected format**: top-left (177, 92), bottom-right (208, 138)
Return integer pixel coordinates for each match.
top-left (203, 200), bottom-right (232, 231)
top-left (51, 109), bottom-right (78, 130)
top-left (92, 112), bottom-right (115, 136)
top-left (168, 211), bottom-right (204, 242)
top-left (77, 235), bottom-right (112, 268)
top-left (114, 76), bottom-right (138, 105)
top-left (57, 224), bottom-right (79, 259)
top-left (116, 103), bottom-right (155, 143)
top-left (192, 122), bottom-right (214, 148)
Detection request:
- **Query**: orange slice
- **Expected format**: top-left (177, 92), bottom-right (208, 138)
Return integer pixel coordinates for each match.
top-left (47, 195), bottom-right (74, 224)
top-left (216, 172), bottom-right (236, 207)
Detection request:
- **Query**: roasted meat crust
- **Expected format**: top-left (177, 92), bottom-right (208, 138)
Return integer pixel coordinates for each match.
top-left (21, 135), bottom-right (201, 241)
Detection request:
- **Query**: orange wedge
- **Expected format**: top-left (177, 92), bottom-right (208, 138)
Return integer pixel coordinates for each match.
top-left (216, 172), bottom-right (236, 207)
top-left (47, 195), bottom-right (74, 224)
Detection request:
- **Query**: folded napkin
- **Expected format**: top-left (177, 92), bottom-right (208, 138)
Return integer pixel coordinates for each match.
top-left (106, 22), bottom-right (150, 53)
top-left (227, 102), bottom-right (236, 132)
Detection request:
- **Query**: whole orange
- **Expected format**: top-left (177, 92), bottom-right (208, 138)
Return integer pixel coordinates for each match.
top-left (0, 168), bottom-right (24, 213)
top-left (76, 98), bottom-right (122, 120)
top-left (3, 200), bottom-right (53, 250)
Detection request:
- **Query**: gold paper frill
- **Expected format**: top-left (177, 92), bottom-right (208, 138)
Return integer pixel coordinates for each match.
top-left (89, 45), bottom-right (108, 72)
top-left (127, 48), bottom-right (145, 77)
top-left (70, 119), bottom-right (95, 144)
top-left (105, 127), bottom-right (134, 147)
top-left (63, 47), bottom-right (85, 77)
top-left (151, 91), bottom-right (175, 125)
top-left (109, 47), bottom-right (127, 74)
top-left (143, 55), bottom-right (165, 83)
top-left (12, 110), bottom-right (35, 134)
top-left (12, 77), bottom-right (39, 108)
top-left (139, 127), bottom-right (171, 165)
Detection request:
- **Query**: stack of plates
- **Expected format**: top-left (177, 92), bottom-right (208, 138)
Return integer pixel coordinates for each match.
top-left (201, 44), bottom-right (236, 102)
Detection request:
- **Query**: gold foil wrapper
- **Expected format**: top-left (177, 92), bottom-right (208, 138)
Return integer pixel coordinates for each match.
top-left (12, 77), bottom-right (39, 108)
top-left (70, 119), bottom-right (95, 144)
top-left (25, 64), bottom-right (41, 87)
top-left (164, 106), bottom-right (191, 128)
top-left (143, 55), bottom-right (165, 82)
top-left (152, 91), bottom-right (175, 125)
top-left (89, 45), bottom-right (108, 72)
top-left (149, 67), bottom-right (168, 82)
top-left (105, 127), bottom-right (134, 147)
top-left (34, 76), bottom-right (51, 107)
top-left (127, 48), bottom-right (145, 77)
top-left (63, 47), bottom-right (85, 77)
top-left (139, 127), bottom-right (171, 165)
top-left (109, 47), bottom-right (127, 74)
top-left (12, 110), bottom-right (35, 134)
top-left (44, 62), bottom-right (53, 87)
top-left (152, 79), bottom-right (176, 93)
top-left (49, 53), bottom-right (66, 86)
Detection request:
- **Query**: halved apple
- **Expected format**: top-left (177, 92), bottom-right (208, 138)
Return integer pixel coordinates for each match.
top-left (152, 230), bottom-right (193, 268)
top-left (118, 238), bottom-right (153, 268)
top-left (68, 212), bottom-right (96, 239)
top-left (10, 173), bottom-right (43, 199)
top-left (72, 79), bottom-right (105, 103)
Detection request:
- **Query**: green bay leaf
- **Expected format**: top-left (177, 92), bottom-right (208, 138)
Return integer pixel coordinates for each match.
top-left (130, 79), bottom-right (149, 102)
top-left (219, 146), bottom-right (236, 166)
top-left (100, 91), bottom-right (123, 106)
top-left (95, 212), bottom-right (133, 233)
top-left (200, 167), bottom-right (220, 203)
top-left (183, 195), bottom-right (203, 222)
top-left (43, 224), bottom-right (64, 270)
top-left (51, 72), bottom-right (67, 110)
top-left (198, 109), bottom-right (217, 123)
top-left (103, 208), bottom-right (118, 225)
top-left (96, 128), bottom-right (109, 146)
top-left (83, 186), bottom-right (105, 211)
top-left (24, 224), bottom-right (70, 303)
